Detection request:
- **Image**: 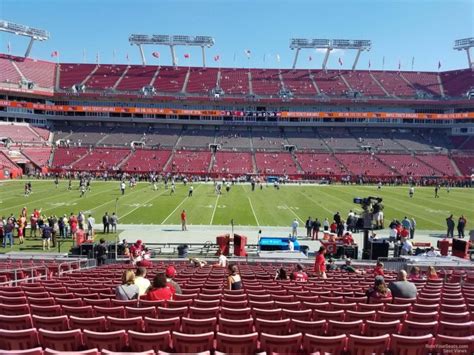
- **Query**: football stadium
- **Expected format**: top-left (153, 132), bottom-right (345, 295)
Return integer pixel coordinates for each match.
top-left (0, 0), bottom-right (473, 353)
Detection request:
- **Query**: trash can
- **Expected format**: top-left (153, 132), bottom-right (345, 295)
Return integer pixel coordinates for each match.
top-left (177, 244), bottom-right (188, 258)
top-left (234, 234), bottom-right (247, 256)
top-left (216, 234), bottom-right (230, 256)
top-left (437, 239), bottom-right (450, 256)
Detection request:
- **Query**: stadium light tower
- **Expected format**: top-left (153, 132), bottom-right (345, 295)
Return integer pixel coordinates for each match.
top-left (0, 20), bottom-right (50, 58)
top-left (454, 37), bottom-right (474, 69)
top-left (289, 38), bottom-right (371, 70)
top-left (129, 34), bottom-right (215, 67)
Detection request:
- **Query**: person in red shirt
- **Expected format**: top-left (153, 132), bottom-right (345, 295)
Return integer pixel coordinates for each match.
top-left (373, 261), bottom-right (385, 277)
top-left (330, 221), bottom-right (338, 234)
top-left (314, 246), bottom-right (327, 279)
top-left (400, 227), bottom-right (409, 240)
top-left (143, 273), bottom-right (173, 301)
top-left (291, 263), bottom-right (308, 282)
top-left (69, 213), bottom-right (78, 239)
top-left (181, 210), bottom-right (187, 231)
top-left (342, 232), bottom-right (354, 245)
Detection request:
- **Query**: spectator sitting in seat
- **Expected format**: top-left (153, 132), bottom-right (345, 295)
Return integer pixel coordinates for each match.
top-left (326, 258), bottom-right (338, 271)
top-left (190, 257), bottom-right (207, 268)
top-left (275, 267), bottom-right (289, 280)
top-left (342, 231), bottom-right (354, 245)
top-left (165, 265), bottom-right (182, 295)
top-left (426, 246), bottom-right (441, 257)
top-left (116, 270), bottom-right (139, 301)
top-left (215, 251), bottom-right (227, 268)
top-left (366, 276), bottom-right (392, 303)
top-left (227, 264), bottom-right (242, 290)
top-left (134, 267), bottom-right (151, 297)
top-left (426, 266), bottom-right (439, 280)
top-left (373, 261), bottom-right (385, 277)
top-left (340, 258), bottom-right (361, 274)
top-left (290, 263), bottom-right (308, 282)
top-left (409, 266), bottom-right (423, 281)
top-left (143, 273), bottom-right (173, 301)
top-left (388, 270), bottom-right (417, 299)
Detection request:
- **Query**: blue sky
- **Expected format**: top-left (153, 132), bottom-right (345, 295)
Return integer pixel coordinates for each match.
top-left (0, 0), bottom-right (472, 71)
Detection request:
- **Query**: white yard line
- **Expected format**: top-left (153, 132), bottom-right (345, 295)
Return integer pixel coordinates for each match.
top-left (161, 194), bottom-right (190, 225)
top-left (284, 203), bottom-right (305, 223)
top-left (247, 196), bottom-right (260, 226)
top-left (120, 189), bottom-right (167, 220)
top-left (210, 193), bottom-right (220, 225)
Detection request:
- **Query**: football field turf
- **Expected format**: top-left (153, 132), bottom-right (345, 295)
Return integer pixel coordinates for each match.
top-left (0, 180), bottom-right (472, 230)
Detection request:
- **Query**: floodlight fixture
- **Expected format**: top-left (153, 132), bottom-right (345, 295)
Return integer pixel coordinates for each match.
top-left (454, 37), bottom-right (474, 69)
top-left (129, 34), bottom-right (215, 66)
top-left (0, 20), bottom-right (50, 58)
top-left (289, 38), bottom-right (371, 70)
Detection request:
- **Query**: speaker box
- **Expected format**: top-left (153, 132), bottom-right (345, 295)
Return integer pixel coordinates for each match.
top-left (79, 243), bottom-right (95, 258)
top-left (370, 241), bottom-right (389, 260)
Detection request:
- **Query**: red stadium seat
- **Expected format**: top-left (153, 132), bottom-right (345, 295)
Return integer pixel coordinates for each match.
top-left (282, 308), bottom-right (312, 321)
top-left (1, 348), bottom-right (44, 355)
top-left (83, 329), bottom-right (127, 352)
top-left (365, 320), bottom-right (401, 336)
top-left (69, 316), bottom-right (107, 332)
top-left (302, 333), bottom-right (346, 354)
top-left (290, 319), bottom-right (326, 335)
top-left (0, 328), bottom-right (39, 350)
top-left (128, 330), bottom-right (171, 353)
top-left (0, 314), bottom-right (33, 330)
top-left (347, 334), bottom-right (390, 355)
top-left (435, 335), bottom-right (474, 354)
top-left (38, 329), bottom-right (83, 351)
top-left (407, 311), bottom-right (439, 323)
top-left (439, 311), bottom-right (471, 323)
top-left (144, 316), bottom-right (181, 333)
top-left (259, 332), bottom-right (302, 354)
top-left (255, 318), bottom-right (291, 335)
top-left (437, 321), bottom-right (474, 336)
top-left (157, 306), bottom-right (188, 319)
top-left (377, 310), bottom-right (407, 322)
top-left (181, 317), bottom-right (217, 334)
top-left (0, 303), bottom-right (31, 315)
top-left (172, 331), bottom-right (214, 353)
top-left (217, 317), bottom-right (254, 335)
top-left (313, 309), bottom-right (345, 321)
top-left (61, 305), bottom-right (95, 318)
top-left (93, 306), bottom-right (125, 318)
top-left (402, 320), bottom-right (438, 336)
top-left (252, 307), bottom-right (282, 320)
top-left (125, 306), bottom-right (157, 318)
top-left (390, 334), bottom-right (433, 355)
top-left (215, 332), bottom-right (258, 354)
top-left (327, 320), bottom-right (363, 336)
top-left (107, 316), bottom-right (143, 332)
top-left (220, 307), bottom-right (252, 320)
top-left (32, 315), bottom-right (69, 331)
top-left (345, 310), bottom-right (376, 322)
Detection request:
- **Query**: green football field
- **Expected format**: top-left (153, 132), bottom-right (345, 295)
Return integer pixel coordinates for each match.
top-left (0, 180), bottom-right (472, 230)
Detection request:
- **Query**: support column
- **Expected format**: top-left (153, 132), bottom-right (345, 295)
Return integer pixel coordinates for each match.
top-left (465, 48), bottom-right (473, 69)
top-left (201, 46), bottom-right (206, 68)
top-left (138, 44), bottom-right (146, 66)
top-left (170, 45), bottom-right (177, 67)
top-left (322, 48), bottom-right (332, 70)
top-left (292, 48), bottom-right (300, 69)
top-left (24, 38), bottom-right (35, 58)
top-left (352, 49), bottom-right (362, 71)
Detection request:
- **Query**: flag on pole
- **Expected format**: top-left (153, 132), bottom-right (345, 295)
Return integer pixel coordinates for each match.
top-left (338, 57), bottom-right (343, 66)
top-left (51, 51), bottom-right (59, 58)
top-left (96, 52), bottom-right (100, 64)
top-left (438, 61), bottom-right (442, 70)
top-left (152, 51), bottom-right (160, 58)
top-left (126, 53), bottom-right (130, 63)
top-left (368, 60), bottom-right (371, 69)
top-left (382, 56), bottom-right (385, 69)
top-left (184, 53), bottom-right (190, 59)
top-left (308, 55), bottom-right (313, 62)
top-left (244, 49), bottom-right (251, 58)
top-left (276, 54), bottom-right (280, 63)
top-left (411, 56), bottom-right (415, 70)
top-left (7, 42), bottom-right (11, 54)
top-left (213, 55), bottom-right (220, 62)
top-left (398, 60), bottom-right (401, 71)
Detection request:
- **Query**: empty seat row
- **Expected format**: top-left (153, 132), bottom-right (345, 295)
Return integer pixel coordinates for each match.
top-left (1, 328), bottom-right (472, 355)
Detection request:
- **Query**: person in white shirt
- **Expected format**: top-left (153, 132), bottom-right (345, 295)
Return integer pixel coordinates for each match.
top-left (87, 214), bottom-right (95, 239)
top-left (426, 246), bottom-right (441, 257)
top-left (389, 227), bottom-right (398, 242)
top-left (401, 238), bottom-right (413, 255)
top-left (291, 219), bottom-right (299, 237)
top-left (217, 253), bottom-right (227, 267)
top-left (134, 267), bottom-right (151, 297)
top-left (120, 181), bottom-right (126, 195)
top-left (288, 236), bottom-right (295, 251)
